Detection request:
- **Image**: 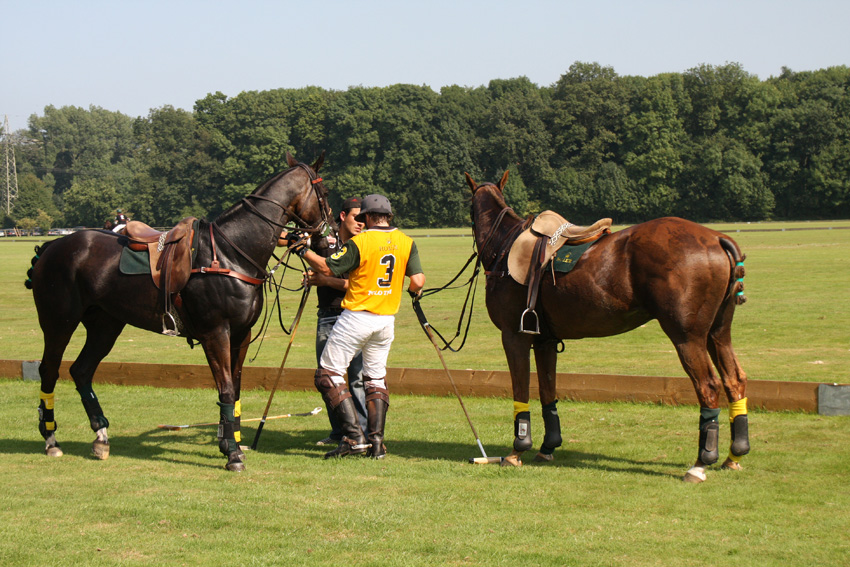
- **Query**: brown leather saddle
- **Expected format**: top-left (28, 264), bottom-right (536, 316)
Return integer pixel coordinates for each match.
top-left (507, 211), bottom-right (611, 334)
top-left (123, 217), bottom-right (197, 335)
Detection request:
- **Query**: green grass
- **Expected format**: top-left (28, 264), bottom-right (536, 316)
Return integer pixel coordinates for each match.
top-left (2, 220), bottom-right (848, 383)
top-left (1, 380), bottom-right (848, 567)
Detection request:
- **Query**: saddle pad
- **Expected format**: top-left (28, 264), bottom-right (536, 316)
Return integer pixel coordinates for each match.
top-left (119, 246), bottom-right (151, 275)
top-left (551, 238), bottom-right (601, 274)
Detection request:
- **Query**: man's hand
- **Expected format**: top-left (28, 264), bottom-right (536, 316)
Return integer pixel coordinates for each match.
top-left (286, 232), bottom-right (309, 257)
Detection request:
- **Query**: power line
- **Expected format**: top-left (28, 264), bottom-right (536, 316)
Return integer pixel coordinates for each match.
top-left (2, 115), bottom-right (19, 215)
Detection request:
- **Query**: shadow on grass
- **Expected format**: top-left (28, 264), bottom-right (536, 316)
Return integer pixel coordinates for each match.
top-left (0, 424), bottom-right (688, 478)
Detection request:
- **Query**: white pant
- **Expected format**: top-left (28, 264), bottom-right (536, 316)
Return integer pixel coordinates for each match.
top-left (320, 309), bottom-right (394, 382)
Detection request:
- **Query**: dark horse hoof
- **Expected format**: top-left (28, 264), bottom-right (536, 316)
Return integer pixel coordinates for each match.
top-left (225, 452), bottom-right (245, 472)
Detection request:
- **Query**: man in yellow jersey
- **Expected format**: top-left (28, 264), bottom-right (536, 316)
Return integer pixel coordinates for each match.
top-left (295, 194), bottom-right (425, 459)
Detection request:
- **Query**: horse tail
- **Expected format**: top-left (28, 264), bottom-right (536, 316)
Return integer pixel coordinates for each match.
top-left (24, 241), bottom-right (55, 289)
top-left (719, 237), bottom-right (747, 305)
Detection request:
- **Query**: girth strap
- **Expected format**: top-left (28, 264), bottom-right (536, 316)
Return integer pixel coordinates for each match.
top-left (190, 224), bottom-right (265, 286)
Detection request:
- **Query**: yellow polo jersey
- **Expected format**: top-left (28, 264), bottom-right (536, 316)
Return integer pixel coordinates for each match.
top-left (328, 227), bottom-right (416, 315)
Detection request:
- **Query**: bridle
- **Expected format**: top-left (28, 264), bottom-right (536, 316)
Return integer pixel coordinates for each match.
top-left (196, 162), bottom-right (333, 286)
top-left (471, 183), bottom-right (526, 277)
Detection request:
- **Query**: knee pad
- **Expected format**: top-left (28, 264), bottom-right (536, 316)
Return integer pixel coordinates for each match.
top-left (315, 369), bottom-right (350, 409)
top-left (365, 381), bottom-right (389, 406)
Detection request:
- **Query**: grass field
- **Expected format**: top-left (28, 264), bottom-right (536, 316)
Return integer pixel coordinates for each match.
top-left (1, 220), bottom-right (848, 383)
top-left (1, 381), bottom-right (849, 567)
top-left (1, 222), bottom-right (849, 566)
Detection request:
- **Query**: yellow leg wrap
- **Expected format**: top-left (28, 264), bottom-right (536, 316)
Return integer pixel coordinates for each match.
top-left (513, 401), bottom-right (530, 419)
top-left (729, 397), bottom-right (748, 422)
top-left (726, 452), bottom-right (742, 463)
top-left (40, 391), bottom-right (55, 410)
top-left (234, 400), bottom-right (242, 442)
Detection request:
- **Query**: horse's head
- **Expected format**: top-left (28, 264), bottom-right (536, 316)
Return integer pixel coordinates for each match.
top-left (282, 151), bottom-right (334, 239)
top-left (465, 170), bottom-right (523, 261)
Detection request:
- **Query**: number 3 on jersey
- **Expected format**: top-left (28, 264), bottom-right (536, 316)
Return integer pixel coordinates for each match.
top-left (377, 254), bottom-right (396, 287)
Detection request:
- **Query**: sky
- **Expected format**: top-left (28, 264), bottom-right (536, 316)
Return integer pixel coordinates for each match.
top-left (3, 0), bottom-right (849, 133)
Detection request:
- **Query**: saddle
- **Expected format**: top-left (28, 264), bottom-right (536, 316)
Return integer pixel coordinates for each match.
top-left (507, 211), bottom-right (611, 334)
top-left (123, 217), bottom-right (198, 335)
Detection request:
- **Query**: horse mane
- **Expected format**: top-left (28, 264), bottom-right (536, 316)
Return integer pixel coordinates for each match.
top-left (212, 167), bottom-right (296, 225)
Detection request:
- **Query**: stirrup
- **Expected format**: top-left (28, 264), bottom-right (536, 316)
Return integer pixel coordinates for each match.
top-left (161, 313), bottom-right (179, 336)
top-left (519, 308), bottom-right (540, 334)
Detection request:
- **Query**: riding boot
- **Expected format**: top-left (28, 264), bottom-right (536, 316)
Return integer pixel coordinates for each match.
top-left (315, 369), bottom-right (369, 459)
top-left (365, 385), bottom-right (389, 459)
top-left (324, 396), bottom-right (370, 459)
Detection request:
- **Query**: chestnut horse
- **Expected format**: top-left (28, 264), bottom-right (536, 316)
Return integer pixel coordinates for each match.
top-left (27, 153), bottom-right (332, 471)
top-left (466, 171), bottom-right (750, 483)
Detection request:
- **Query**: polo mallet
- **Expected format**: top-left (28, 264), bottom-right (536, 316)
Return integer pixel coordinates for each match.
top-left (250, 255), bottom-right (312, 450)
top-left (158, 407), bottom-right (322, 430)
top-left (412, 295), bottom-right (488, 459)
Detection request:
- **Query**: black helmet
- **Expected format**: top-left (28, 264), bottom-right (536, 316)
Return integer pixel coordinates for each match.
top-left (354, 194), bottom-right (393, 223)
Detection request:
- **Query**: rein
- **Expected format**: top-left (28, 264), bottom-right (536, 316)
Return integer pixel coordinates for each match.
top-left (193, 161), bottom-right (332, 286)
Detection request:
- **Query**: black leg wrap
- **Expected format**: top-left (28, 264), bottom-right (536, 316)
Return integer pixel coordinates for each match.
top-left (217, 402), bottom-right (238, 456)
top-left (513, 411), bottom-right (533, 452)
top-left (365, 384), bottom-right (389, 459)
top-left (77, 385), bottom-right (110, 431)
top-left (38, 401), bottom-right (57, 439)
top-left (699, 422), bottom-right (720, 465)
top-left (539, 401), bottom-right (562, 455)
top-left (730, 414), bottom-right (750, 456)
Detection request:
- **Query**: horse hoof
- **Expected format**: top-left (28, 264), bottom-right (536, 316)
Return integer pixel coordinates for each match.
top-left (45, 445), bottom-right (63, 457)
top-left (92, 440), bottom-right (110, 460)
top-left (682, 470), bottom-right (706, 483)
top-left (225, 452), bottom-right (245, 472)
top-left (500, 454), bottom-right (522, 467)
top-left (534, 452), bottom-right (554, 463)
top-left (721, 458), bottom-right (743, 471)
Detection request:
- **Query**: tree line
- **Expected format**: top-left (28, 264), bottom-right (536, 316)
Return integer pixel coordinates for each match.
top-left (6, 61), bottom-right (850, 231)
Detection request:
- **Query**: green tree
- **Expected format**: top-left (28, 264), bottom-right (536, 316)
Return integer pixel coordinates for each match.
top-left (63, 178), bottom-right (119, 227)
top-left (12, 173), bottom-right (63, 225)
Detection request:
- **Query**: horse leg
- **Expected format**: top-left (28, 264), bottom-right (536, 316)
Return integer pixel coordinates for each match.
top-left (200, 331), bottom-right (244, 472)
top-left (708, 315), bottom-right (750, 471)
top-left (230, 332), bottom-right (251, 459)
top-left (532, 338), bottom-right (561, 463)
top-left (37, 324), bottom-right (77, 457)
top-left (73, 309), bottom-right (126, 460)
top-left (500, 329), bottom-right (534, 467)
top-left (669, 335), bottom-right (725, 483)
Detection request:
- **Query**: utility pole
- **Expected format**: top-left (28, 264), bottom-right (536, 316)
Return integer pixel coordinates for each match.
top-left (2, 115), bottom-right (19, 215)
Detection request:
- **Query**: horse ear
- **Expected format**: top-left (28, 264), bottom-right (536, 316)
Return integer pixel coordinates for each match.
top-left (464, 172), bottom-right (477, 192)
top-left (286, 152), bottom-right (298, 168)
top-left (312, 151), bottom-right (326, 173)
top-left (498, 170), bottom-right (509, 191)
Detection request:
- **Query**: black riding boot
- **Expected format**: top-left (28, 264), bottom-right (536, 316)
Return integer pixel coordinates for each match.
top-left (315, 369), bottom-right (369, 459)
top-left (324, 396), bottom-right (370, 459)
top-left (365, 385), bottom-right (389, 459)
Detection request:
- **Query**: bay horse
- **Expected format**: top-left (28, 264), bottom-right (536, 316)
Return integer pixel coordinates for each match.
top-left (466, 171), bottom-right (750, 483)
top-left (26, 152), bottom-right (332, 472)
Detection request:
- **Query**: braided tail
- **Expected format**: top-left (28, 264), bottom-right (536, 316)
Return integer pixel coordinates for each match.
top-left (24, 242), bottom-right (54, 290)
top-left (719, 237), bottom-right (747, 305)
